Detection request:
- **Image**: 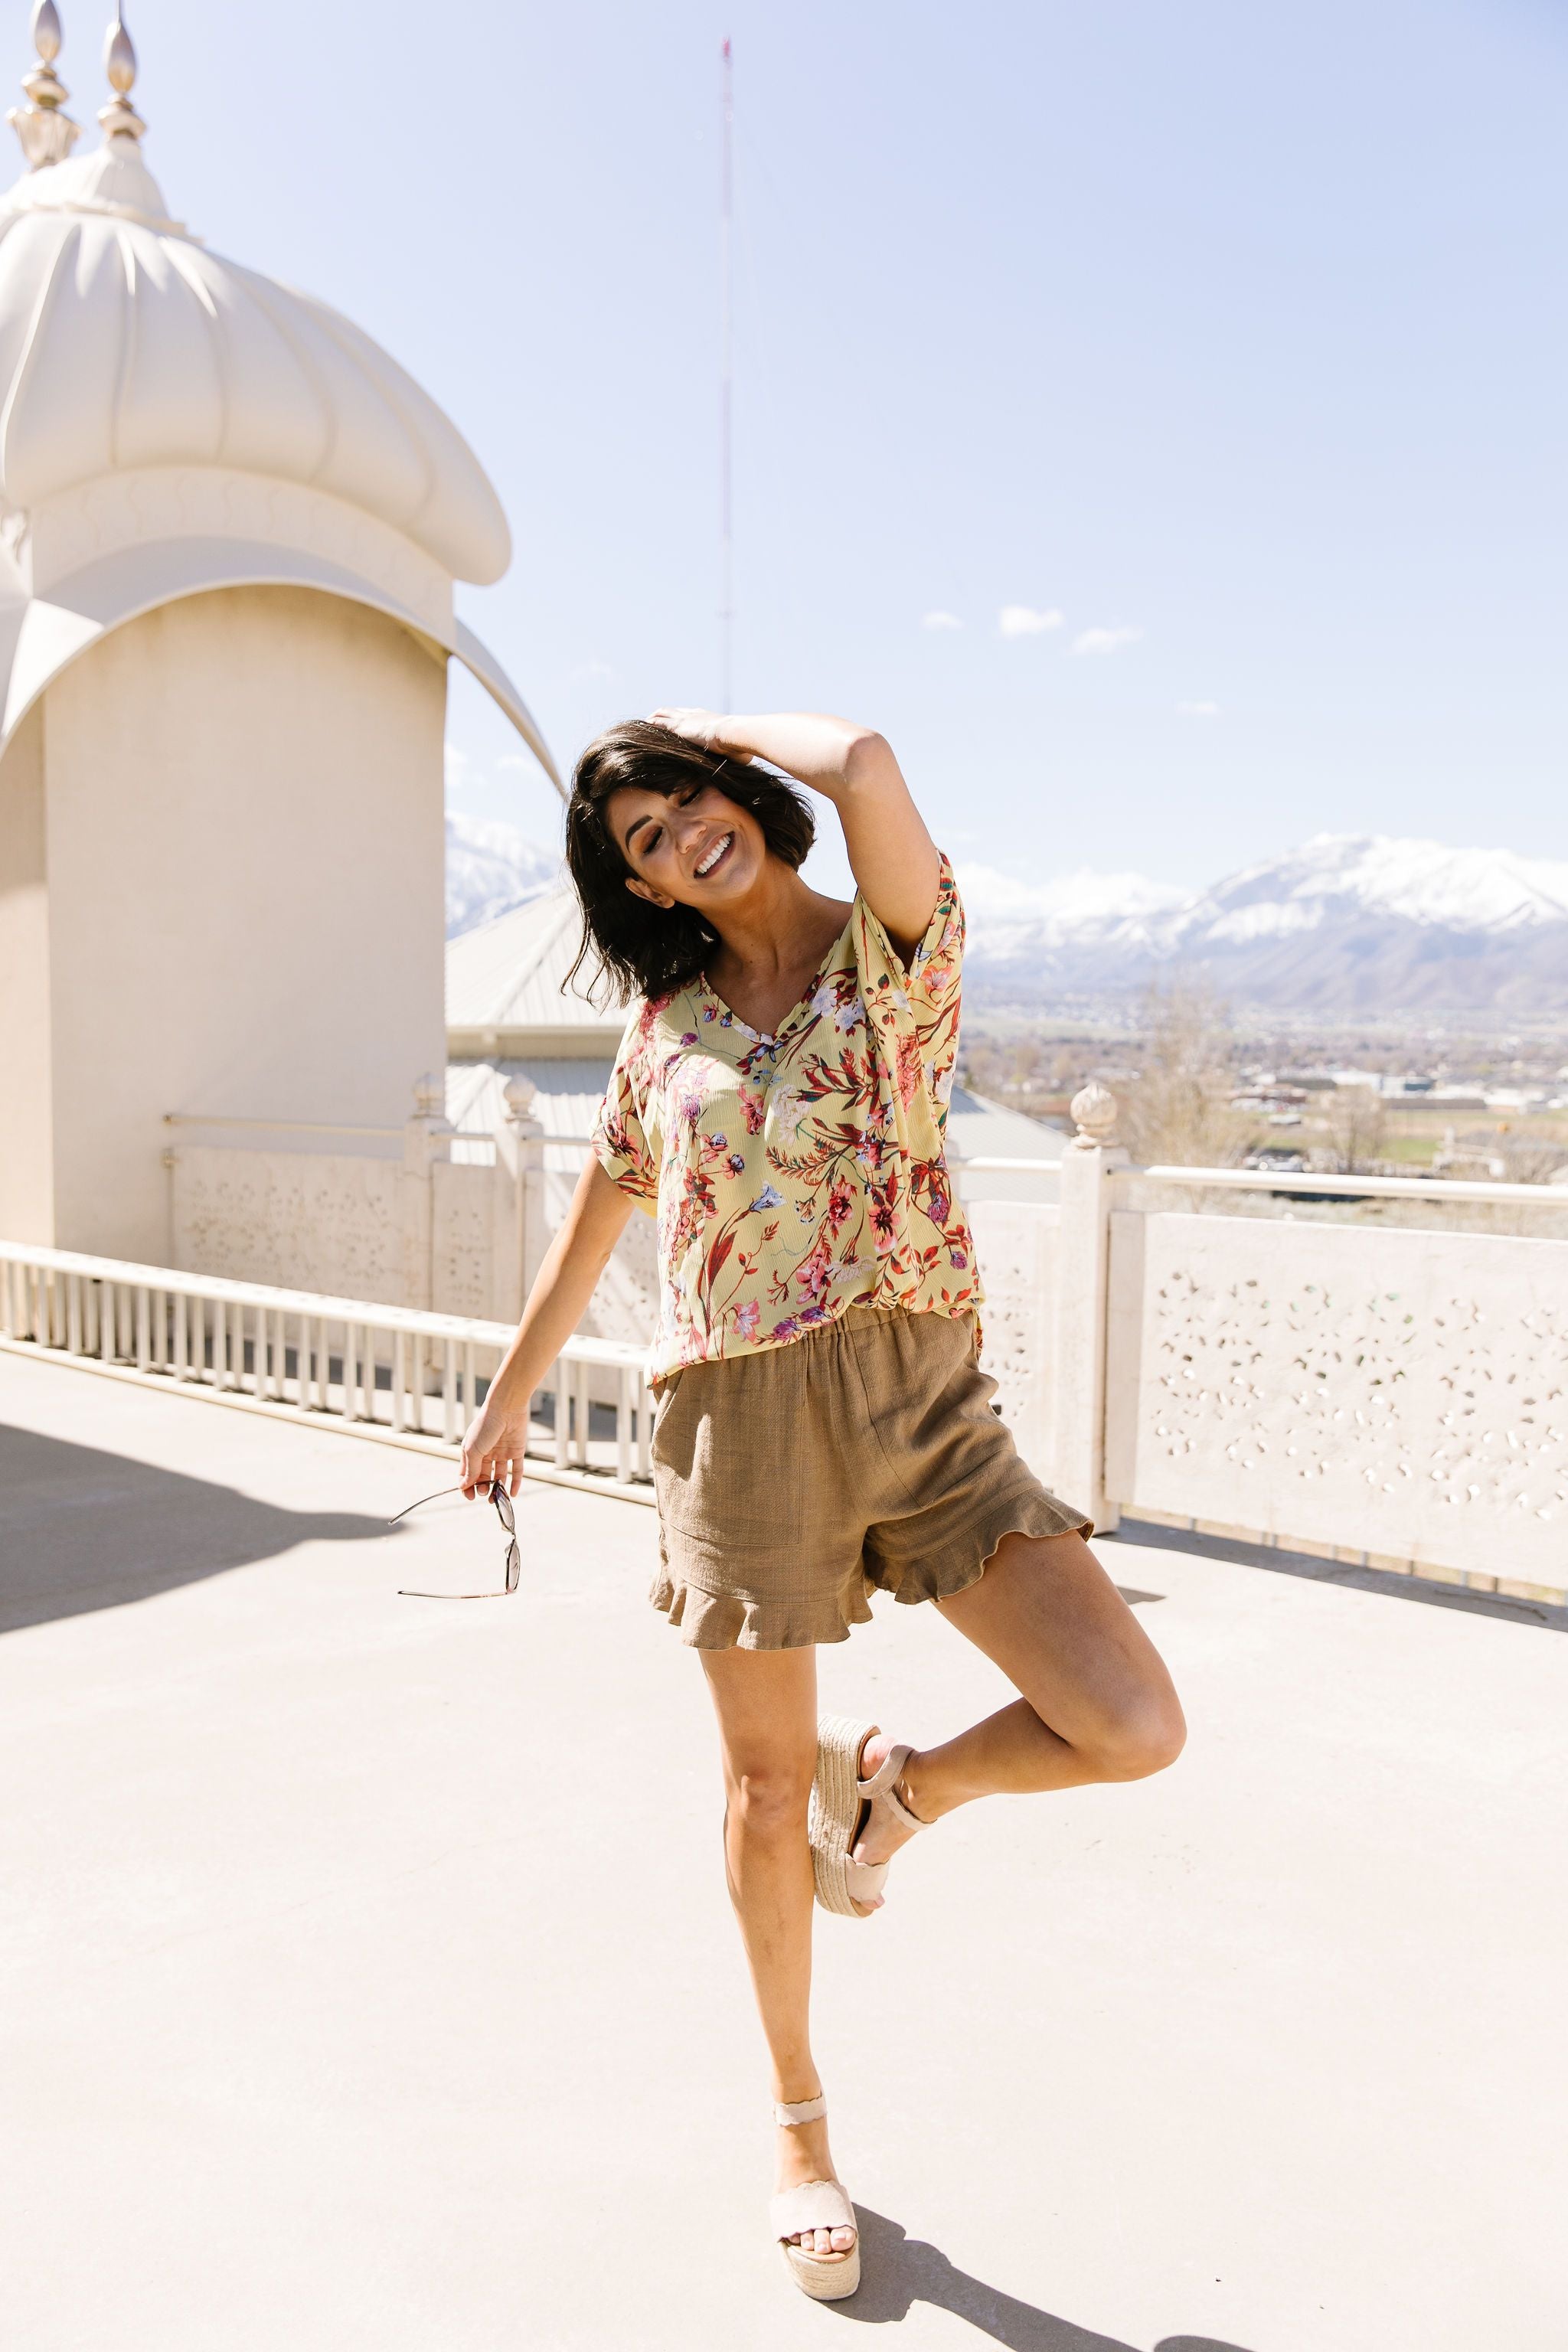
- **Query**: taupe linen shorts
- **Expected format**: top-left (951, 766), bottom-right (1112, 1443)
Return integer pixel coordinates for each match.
top-left (648, 1304), bottom-right (1089, 1650)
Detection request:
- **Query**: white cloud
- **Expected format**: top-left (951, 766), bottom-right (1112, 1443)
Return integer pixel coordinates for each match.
top-left (957, 860), bottom-right (1187, 924)
top-left (1070, 626), bottom-right (1143, 658)
top-left (922, 609), bottom-right (964, 631)
top-left (998, 604), bottom-right (1064, 638)
top-left (1176, 700), bottom-right (1220, 719)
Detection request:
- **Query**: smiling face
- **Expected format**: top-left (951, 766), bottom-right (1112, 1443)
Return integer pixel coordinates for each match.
top-left (608, 779), bottom-right (769, 913)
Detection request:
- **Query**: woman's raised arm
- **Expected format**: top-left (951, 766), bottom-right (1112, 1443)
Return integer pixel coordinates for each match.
top-left (650, 708), bottom-right (941, 958)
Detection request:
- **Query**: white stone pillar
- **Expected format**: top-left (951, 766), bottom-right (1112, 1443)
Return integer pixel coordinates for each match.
top-left (402, 1073), bottom-right (452, 1312)
top-left (1051, 1083), bottom-right (1127, 1534)
top-left (497, 1074), bottom-right (546, 1320)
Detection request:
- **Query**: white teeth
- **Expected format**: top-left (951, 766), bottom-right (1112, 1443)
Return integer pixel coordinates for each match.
top-left (694, 833), bottom-right (733, 877)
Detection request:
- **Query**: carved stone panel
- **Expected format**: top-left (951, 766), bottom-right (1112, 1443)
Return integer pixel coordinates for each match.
top-left (1106, 1210), bottom-right (1568, 1582)
top-left (172, 1146), bottom-right (404, 1303)
top-left (431, 1161), bottom-right (498, 1320)
top-left (968, 1200), bottom-right (1060, 1485)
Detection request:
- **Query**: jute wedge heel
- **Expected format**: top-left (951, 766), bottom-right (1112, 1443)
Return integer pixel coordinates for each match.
top-left (809, 1715), bottom-right (930, 1917)
top-left (769, 2096), bottom-right (860, 2301)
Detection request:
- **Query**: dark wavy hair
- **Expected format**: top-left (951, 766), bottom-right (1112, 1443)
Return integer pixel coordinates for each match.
top-left (564, 720), bottom-right (815, 1004)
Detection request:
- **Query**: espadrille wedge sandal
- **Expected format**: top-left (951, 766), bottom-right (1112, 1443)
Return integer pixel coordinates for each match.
top-left (809, 1715), bottom-right (930, 1918)
top-left (770, 2096), bottom-right (860, 2301)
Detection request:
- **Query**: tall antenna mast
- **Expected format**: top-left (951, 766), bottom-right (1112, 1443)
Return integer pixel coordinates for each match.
top-left (719, 35), bottom-right (733, 714)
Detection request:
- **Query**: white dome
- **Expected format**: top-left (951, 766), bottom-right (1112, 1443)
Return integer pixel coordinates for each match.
top-left (0, 137), bottom-right (511, 584)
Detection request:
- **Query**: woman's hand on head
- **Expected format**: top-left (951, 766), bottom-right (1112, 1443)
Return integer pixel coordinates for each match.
top-left (459, 1400), bottom-right (531, 1499)
top-left (648, 707), bottom-right (753, 760)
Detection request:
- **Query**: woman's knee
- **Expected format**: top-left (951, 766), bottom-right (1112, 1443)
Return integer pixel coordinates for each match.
top-left (1081, 1687), bottom-right (1187, 1782)
top-left (727, 1762), bottom-right (814, 1840)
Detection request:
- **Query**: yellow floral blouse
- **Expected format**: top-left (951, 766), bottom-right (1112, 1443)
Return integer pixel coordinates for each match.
top-left (591, 853), bottom-right (978, 1382)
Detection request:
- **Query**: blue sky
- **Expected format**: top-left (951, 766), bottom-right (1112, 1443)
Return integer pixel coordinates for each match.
top-left (90, 0), bottom-right (1568, 890)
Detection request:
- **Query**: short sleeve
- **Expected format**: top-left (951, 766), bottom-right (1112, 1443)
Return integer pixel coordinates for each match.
top-left (905, 854), bottom-right (964, 1018)
top-left (591, 1012), bottom-right (660, 1211)
top-left (855, 851), bottom-right (965, 1022)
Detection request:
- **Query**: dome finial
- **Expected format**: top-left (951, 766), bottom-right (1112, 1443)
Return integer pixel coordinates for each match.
top-left (96, 6), bottom-right (142, 142)
top-left (8, 1), bottom-right (83, 169)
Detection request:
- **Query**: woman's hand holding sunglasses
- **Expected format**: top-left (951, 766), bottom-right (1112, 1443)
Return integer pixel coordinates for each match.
top-left (458, 1396), bottom-right (530, 1501)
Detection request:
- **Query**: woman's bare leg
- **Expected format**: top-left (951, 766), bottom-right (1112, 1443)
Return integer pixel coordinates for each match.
top-left (700, 1643), bottom-right (854, 2262)
top-left (854, 1528), bottom-right (1185, 1874)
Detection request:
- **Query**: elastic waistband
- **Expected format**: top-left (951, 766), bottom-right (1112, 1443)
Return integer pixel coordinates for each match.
top-left (649, 1301), bottom-right (972, 1389)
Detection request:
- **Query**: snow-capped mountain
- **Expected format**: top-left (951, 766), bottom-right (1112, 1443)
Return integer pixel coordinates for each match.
top-left (446, 812), bottom-right (560, 937)
top-left (444, 820), bottom-right (1568, 1013)
top-left (959, 835), bottom-right (1568, 1014)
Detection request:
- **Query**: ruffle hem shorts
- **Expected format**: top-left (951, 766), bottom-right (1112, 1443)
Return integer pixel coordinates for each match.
top-left (648, 1303), bottom-right (1089, 1650)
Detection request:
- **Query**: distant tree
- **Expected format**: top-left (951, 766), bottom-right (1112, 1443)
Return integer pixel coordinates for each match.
top-left (1119, 978), bottom-right (1247, 1168)
top-left (1498, 1132), bottom-right (1568, 1185)
top-left (1321, 1086), bottom-right (1387, 1174)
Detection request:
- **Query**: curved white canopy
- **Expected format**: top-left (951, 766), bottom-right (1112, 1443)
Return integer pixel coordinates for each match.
top-left (0, 96), bottom-right (561, 792)
top-left (0, 139), bottom-right (511, 584)
top-left (0, 532), bottom-right (560, 789)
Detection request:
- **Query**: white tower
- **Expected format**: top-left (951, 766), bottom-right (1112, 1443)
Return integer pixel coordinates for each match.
top-left (0, 8), bottom-right (557, 1260)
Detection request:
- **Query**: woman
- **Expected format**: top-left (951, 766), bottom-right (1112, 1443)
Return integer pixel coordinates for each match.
top-left (458, 711), bottom-right (1185, 2301)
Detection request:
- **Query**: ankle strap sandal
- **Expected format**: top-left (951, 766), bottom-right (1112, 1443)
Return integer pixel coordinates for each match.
top-left (769, 2097), bottom-right (860, 2301)
top-left (809, 1715), bottom-right (930, 1919)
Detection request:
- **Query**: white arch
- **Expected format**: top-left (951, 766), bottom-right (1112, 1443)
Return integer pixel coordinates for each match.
top-left (0, 537), bottom-right (565, 797)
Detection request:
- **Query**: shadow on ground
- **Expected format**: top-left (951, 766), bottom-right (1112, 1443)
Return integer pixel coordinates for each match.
top-left (835, 2209), bottom-right (1256, 2349)
top-left (1106, 1517), bottom-right (1567, 1634)
top-left (0, 1423), bottom-right (386, 1634)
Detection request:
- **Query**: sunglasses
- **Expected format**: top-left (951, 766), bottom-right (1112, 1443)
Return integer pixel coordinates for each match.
top-left (387, 1479), bottom-right (520, 1600)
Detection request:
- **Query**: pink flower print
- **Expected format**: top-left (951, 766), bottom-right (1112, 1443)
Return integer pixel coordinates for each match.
top-left (868, 1187), bottom-right (897, 1254)
top-left (740, 1082), bottom-right (767, 1135)
top-left (949, 1246), bottom-right (969, 1271)
top-left (825, 1178), bottom-right (854, 1234)
top-left (681, 1031), bottom-right (699, 1047)
top-left (795, 1231), bottom-right (834, 1305)
top-left (912, 1158), bottom-right (952, 1223)
top-left (895, 1034), bottom-right (923, 1109)
top-left (922, 933), bottom-right (959, 997)
top-left (731, 1299), bottom-right (761, 1343)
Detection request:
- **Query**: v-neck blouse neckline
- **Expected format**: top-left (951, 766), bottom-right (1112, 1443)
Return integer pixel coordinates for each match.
top-left (697, 912), bottom-right (854, 1050)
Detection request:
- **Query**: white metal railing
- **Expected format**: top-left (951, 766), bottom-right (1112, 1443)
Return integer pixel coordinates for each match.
top-left (0, 1241), bottom-right (652, 1492)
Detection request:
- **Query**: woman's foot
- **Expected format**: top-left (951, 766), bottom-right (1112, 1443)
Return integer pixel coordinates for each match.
top-left (775, 2109), bottom-right (857, 2258)
top-left (847, 1730), bottom-right (931, 1912)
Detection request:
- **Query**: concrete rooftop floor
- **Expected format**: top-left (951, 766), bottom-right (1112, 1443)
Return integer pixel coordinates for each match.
top-left (2, 1348), bottom-right (1566, 2352)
